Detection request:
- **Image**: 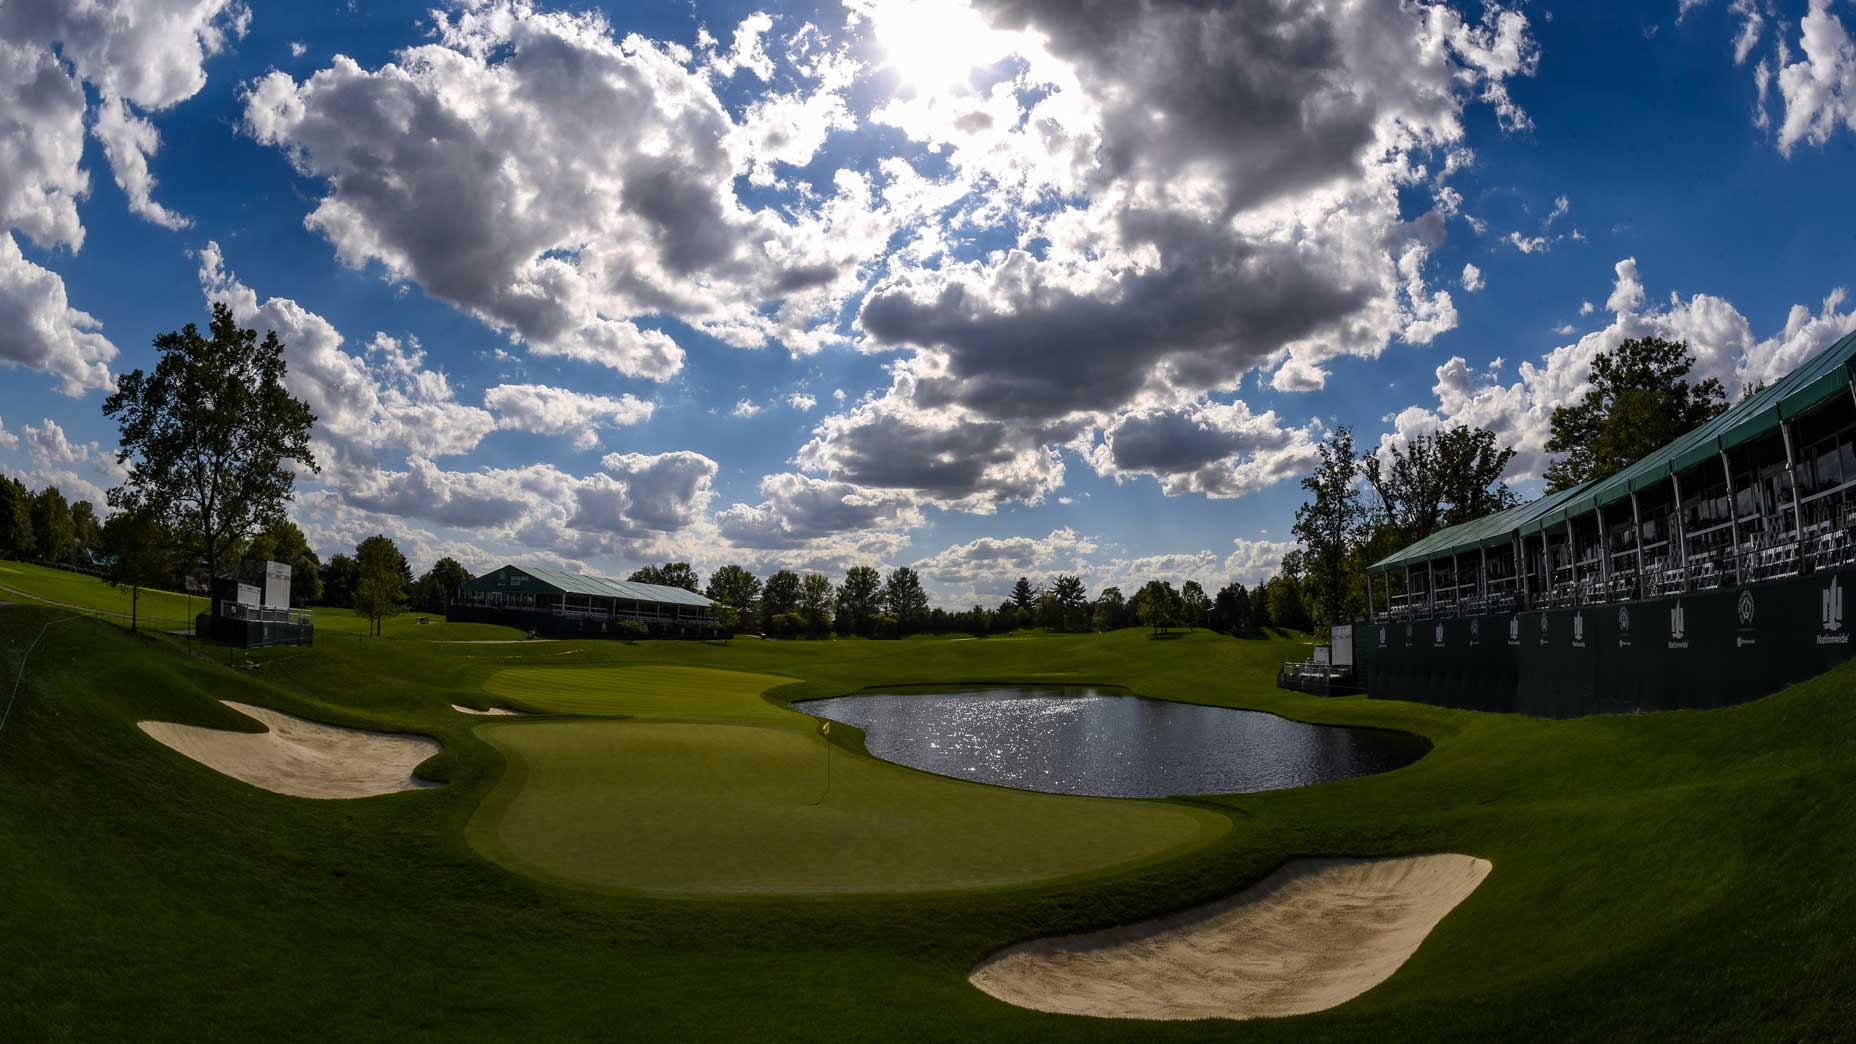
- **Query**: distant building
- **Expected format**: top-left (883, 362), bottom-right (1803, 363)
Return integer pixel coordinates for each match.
top-left (449, 564), bottom-right (723, 639)
top-left (208, 558), bottom-right (313, 648)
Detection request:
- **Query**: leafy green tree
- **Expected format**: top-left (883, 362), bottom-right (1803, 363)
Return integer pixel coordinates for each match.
top-left (835, 565), bottom-right (882, 635)
top-left (703, 565), bottom-right (762, 623)
top-left (1267, 574), bottom-right (1311, 632)
top-left (1252, 577), bottom-right (1274, 631)
top-left (1179, 580), bottom-right (1209, 632)
top-left (1134, 579), bottom-right (1180, 635)
top-left (100, 507), bottom-right (173, 633)
top-left (1293, 426), bottom-right (1367, 628)
top-left (761, 569), bottom-right (801, 627)
top-left (628, 562), bottom-right (699, 591)
top-left (1010, 576), bottom-right (1037, 617)
top-left (1363, 424), bottom-right (1519, 544)
top-left (102, 302), bottom-right (318, 582)
top-left (881, 566), bottom-right (929, 633)
top-left (413, 556), bottom-right (472, 614)
top-left (69, 500), bottom-right (102, 565)
top-left (1543, 336), bottom-right (1728, 491)
top-left (320, 553), bottom-right (359, 608)
top-left (1092, 586), bottom-right (1125, 631)
top-left (711, 604), bottom-right (739, 638)
top-left (0, 476), bottom-right (32, 558)
top-left (30, 486), bottom-right (75, 564)
top-left (1048, 574), bottom-right (1089, 631)
top-left (1212, 582), bottom-right (1252, 636)
top-left (351, 534), bottom-right (409, 636)
top-left (995, 600), bottom-right (1021, 632)
top-left (799, 573), bottom-right (834, 636)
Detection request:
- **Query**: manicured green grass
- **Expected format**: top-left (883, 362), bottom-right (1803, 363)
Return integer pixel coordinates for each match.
top-left (469, 719), bottom-right (1223, 896)
top-left (481, 663), bottom-right (800, 719)
top-left (1, 576), bottom-right (1854, 1041)
top-left (0, 559), bottom-right (200, 624)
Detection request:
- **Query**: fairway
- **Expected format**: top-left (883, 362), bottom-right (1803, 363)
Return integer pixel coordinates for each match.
top-left (0, 561), bottom-right (199, 624)
top-left (467, 718), bottom-right (1229, 896)
top-left (481, 664), bottom-right (800, 720)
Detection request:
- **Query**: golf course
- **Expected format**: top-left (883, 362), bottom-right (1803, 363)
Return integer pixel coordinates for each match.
top-left (2, 571), bottom-right (1853, 1040)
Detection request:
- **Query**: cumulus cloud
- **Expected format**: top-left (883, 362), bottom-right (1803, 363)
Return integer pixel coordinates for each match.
top-left (911, 526), bottom-right (1097, 603)
top-left (732, 399), bottom-right (761, 418)
top-left (1461, 263), bottom-right (1485, 292)
top-left (1774, 0), bottom-right (1856, 152)
top-left (0, 232), bottom-right (117, 395)
top-left (14, 416), bottom-right (125, 505)
top-left (483, 383), bottom-right (653, 449)
top-left (198, 242), bottom-right (495, 464)
top-left (1084, 399), bottom-right (1321, 499)
top-left (715, 472), bottom-right (923, 550)
top-left (1380, 257), bottom-right (1855, 481)
top-left (240, 4), bottom-right (899, 379)
top-left (786, 391), bottom-right (817, 411)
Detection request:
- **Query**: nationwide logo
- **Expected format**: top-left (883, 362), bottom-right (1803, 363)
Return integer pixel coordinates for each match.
top-left (1470, 618), bottom-right (1481, 644)
top-left (1572, 613), bottom-right (1585, 647)
top-left (1434, 622), bottom-right (1445, 646)
top-left (1821, 577), bottom-right (1848, 645)
top-left (1539, 613), bottom-right (1549, 645)
top-left (1507, 616), bottom-right (1520, 645)
top-left (1617, 605), bottom-right (1632, 648)
top-left (1669, 600), bottom-right (1688, 648)
top-left (1735, 590), bottom-right (1758, 647)
top-left (1379, 626), bottom-right (1388, 648)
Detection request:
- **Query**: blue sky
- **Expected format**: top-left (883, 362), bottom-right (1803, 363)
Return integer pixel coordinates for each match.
top-left (3, 0), bottom-right (1854, 606)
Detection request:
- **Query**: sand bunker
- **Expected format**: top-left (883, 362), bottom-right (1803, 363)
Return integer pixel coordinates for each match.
top-left (139, 701), bottom-right (441, 799)
top-left (452, 704), bottom-right (524, 716)
top-left (970, 853), bottom-right (1490, 1021)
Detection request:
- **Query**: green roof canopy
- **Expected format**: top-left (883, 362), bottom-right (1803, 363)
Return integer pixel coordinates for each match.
top-left (1368, 329), bottom-right (1856, 573)
top-left (463, 564), bottom-right (715, 607)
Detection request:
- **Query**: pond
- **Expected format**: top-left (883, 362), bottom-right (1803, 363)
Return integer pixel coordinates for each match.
top-left (795, 687), bottom-right (1428, 798)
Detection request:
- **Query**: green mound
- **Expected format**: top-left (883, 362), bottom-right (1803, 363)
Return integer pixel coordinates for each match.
top-left (481, 663), bottom-right (799, 720)
top-left (467, 718), bottom-right (1227, 896)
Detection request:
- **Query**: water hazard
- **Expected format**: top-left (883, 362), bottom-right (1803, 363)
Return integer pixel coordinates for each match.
top-left (796, 687), bottom-right (1428, 798)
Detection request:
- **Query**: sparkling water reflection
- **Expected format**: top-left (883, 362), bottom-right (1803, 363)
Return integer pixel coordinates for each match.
top-left (797, 687), bottom-right (1428, 798)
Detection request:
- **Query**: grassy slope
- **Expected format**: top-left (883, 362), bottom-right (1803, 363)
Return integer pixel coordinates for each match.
top-left (0, 600), bottom-right (1852, 1041)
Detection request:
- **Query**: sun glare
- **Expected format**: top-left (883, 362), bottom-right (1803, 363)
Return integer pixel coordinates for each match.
top-left (870, 0), bottom-right (1018, 96)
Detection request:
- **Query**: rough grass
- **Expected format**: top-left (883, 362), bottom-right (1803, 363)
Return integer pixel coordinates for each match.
top-left (0, 588), bottom-right (1853, 1042)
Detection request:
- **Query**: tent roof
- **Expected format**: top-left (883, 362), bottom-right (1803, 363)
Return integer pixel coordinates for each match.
top-left (1368, 329), bottom-right (1856, 573)
top-left (476, 565), bottom-right (714, 607)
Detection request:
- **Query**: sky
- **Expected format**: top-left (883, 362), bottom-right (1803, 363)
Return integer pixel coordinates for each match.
top-left (2, 0), bottom-right (1854, 608)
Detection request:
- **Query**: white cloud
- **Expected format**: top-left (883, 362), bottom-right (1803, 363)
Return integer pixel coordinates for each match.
top-left (198, 242), bottom-right (495, 464)
top-left (15, 416), bottom-right (124, 505)
top-left (732, 399), bottom-right (761, 418)
top-left (911, 526), bottom-right (1097, 604)
top-left (715, 472), bottom-right (923, 550)
top-left (1461, 263), bottom-right (1485, 292)
top-left (0, 232), bottom-right (117, 395)
top-left (786, 391), bottom-right (817, 411)
top-left (290, 40), bottom-right (307, 58)
top-left (483, 384), bottom-right (653, 450)
top-left (1506, 231), bottom-right (1550, 254)
top-left (1084, 399), bottom-right (1321, 500)
top-left (1775, 0), bottom-right (1856, 153)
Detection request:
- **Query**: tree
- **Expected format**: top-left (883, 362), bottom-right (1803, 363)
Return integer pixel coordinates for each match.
top-left (836, 565), bottom-right (882, 635)
top-left (881, 566), bottom-right (929, 633)
top-left (413, 556), bottom-right (472, 614)
top-left (1048, 574), bottom-right (1089, 632)
top-left (1092, 586), bottom-right (1125, 631)
top-left (1363, 424), bottom-right (1519, 544)
top-left (703, 565), bottom-right (762, 624)
top-left (1134, 580), bottom-right (1180, 635)
top-left (1267, 574), bottom-right (1311, 631)
top-left (1179, 580), bottom-right (1209, 631)
top-left (1211, 582), bottom-right (1252, 636)
top-left (0, 476), bottom-right (31, 558)
top-left (100, 507), bottom-right (173, 634)
top-left (30, 486), bottom-right (75, 564)
top-left (761, 569), bottom-right (801, 627)
top-left (69, 500), bottom-right (101, 565)
top-left (102, 302), bottom-right (318, 583)
top-left (351, 534), bottom-right (409, 636)
top-left (320, 553), bottom-right (360, 608)
top-left (1252, 578), bottom-right (1274, 631)
top-left (628, 562), bottom-right (699, 592)
top-left (799, 573), bottom-right (834, 636)
top-left (1543, 336), bottom-right (1729, 491)
top-left (1010, 576), bottom-right (1038, 617)
top-left (1293, 426), bottom-right (1367, 629)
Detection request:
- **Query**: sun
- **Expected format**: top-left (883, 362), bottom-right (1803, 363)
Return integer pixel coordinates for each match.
top-left (868, 0), bottom-right (1020, 97)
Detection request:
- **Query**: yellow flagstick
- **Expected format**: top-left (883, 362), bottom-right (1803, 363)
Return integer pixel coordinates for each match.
top-left (811, 718), bottom-right (832, 806)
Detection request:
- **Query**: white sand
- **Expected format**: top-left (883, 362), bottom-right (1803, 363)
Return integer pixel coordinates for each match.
top-left (139, 701), bottom-right (441, 799)
top-left (969, 853), bottom-right (1491, 1021)
top-left (451, 703), bottom-right (523, 716)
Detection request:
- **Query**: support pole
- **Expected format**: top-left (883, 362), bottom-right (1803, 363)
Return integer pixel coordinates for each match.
top-left (1541, 529), bottom-right (1553, 601)
top-left (1480, 545), bottom-right (1489, 604)
top-left (1595, 503), bottom-right (1612, 593)
top-left (1365, 571), bottom-right (1375, 622)
top-left (1722, 450), bottom-right (1743, 585)
top-left (1516, 534), bottom-right (1529, 610)
top-left (1782, 419), bottom-right (1806, 541)
top-left (1631, 491), bottom-right (1648, 598)
top-left (1566, 519), bottom-right (1580, 602)
top-left (1426, 559), bottom-right (1436, 616)
top-left (1671, 472), bottom-right (1688, 572)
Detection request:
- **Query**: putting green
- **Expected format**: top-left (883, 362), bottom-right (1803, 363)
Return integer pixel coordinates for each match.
top-left (482, 664), bottom-right (799, 721)
top-left (467, 719), bottom-right (1229, 896)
